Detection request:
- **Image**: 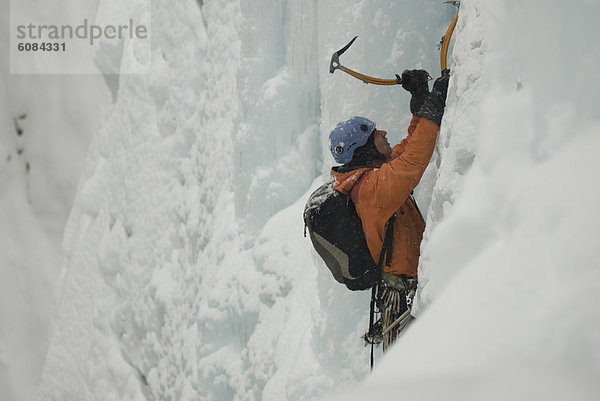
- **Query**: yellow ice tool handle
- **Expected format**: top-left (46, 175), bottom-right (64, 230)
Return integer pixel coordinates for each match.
top-left (338, 65), bottom-right (398, 86)
top-left (441, 2), bottom-right (460, 71)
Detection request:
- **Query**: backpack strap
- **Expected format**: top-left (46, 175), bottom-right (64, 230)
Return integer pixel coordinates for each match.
top-left (380, 214), bottom-right (396, 267)
top-left (369, 213), bottom-right (396, 370)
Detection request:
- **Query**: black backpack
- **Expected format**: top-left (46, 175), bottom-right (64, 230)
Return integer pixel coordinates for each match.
top-left (303, 181), bottom-right (395, 291)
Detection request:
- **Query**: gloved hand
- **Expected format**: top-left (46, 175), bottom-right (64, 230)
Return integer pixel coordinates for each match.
top-left (416, 69), bottom-right (450, 126)
top-left (396, 69), bottom-right (431, 114)
top-left (431, 69), bottom-right (450, 105)
top-left (396, 69), bottom-right (430, 94)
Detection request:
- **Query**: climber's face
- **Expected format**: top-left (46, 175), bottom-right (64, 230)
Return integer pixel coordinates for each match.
top-left (373, 129), bottom-right (392, 161)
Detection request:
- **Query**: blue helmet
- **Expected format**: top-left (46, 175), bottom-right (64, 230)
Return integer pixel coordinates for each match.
top-left (329, 116), bottom-right (376, 164)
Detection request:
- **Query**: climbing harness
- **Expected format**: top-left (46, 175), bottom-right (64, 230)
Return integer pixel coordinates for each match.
top-left (379, 273), bottom-right (418, 350)
top-left (365, 274), bottom-right (417, 355)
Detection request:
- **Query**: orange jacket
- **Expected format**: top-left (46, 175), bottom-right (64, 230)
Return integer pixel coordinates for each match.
top-left (331, 116), bottom-right (439, 278)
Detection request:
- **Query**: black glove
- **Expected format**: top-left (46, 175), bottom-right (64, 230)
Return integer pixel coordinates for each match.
top-left (396, 69), bottom-right (431, 114)
top-left (397, 69), bottom-right (430, 94)
top-left (416, 69), bottom-right (450, 126)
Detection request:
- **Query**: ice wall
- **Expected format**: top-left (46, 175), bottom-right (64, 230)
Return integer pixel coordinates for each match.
top-left (37, 0), bottom-right (451, 400)
top-left (0, 1), bottom-right (108, 400)
top-left (414, 0), bottom-right (488, 312)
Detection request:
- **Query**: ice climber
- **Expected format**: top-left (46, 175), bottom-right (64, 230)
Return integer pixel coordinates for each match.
top-left (328, 69), bottom-right (450, 348)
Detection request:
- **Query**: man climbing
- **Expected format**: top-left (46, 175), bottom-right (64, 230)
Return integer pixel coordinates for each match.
top-left (328, 69), bottom-right (450, 348)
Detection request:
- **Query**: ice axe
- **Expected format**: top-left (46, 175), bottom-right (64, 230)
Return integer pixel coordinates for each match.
top-left (329, 36), bottom-right (400, 86)
top-left (329, 1), bottom-right (460, 85)
top-left (440, 1), bottom-right (460, 71)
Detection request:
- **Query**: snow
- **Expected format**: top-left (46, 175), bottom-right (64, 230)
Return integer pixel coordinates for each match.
top-left (1, 1), bottom-right (109, 400)
top-left (1, 0), bottom-right (599, 400)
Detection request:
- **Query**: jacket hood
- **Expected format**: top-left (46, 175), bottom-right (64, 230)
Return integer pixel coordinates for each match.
top-left (331, 164), bottom-right (379, 195)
